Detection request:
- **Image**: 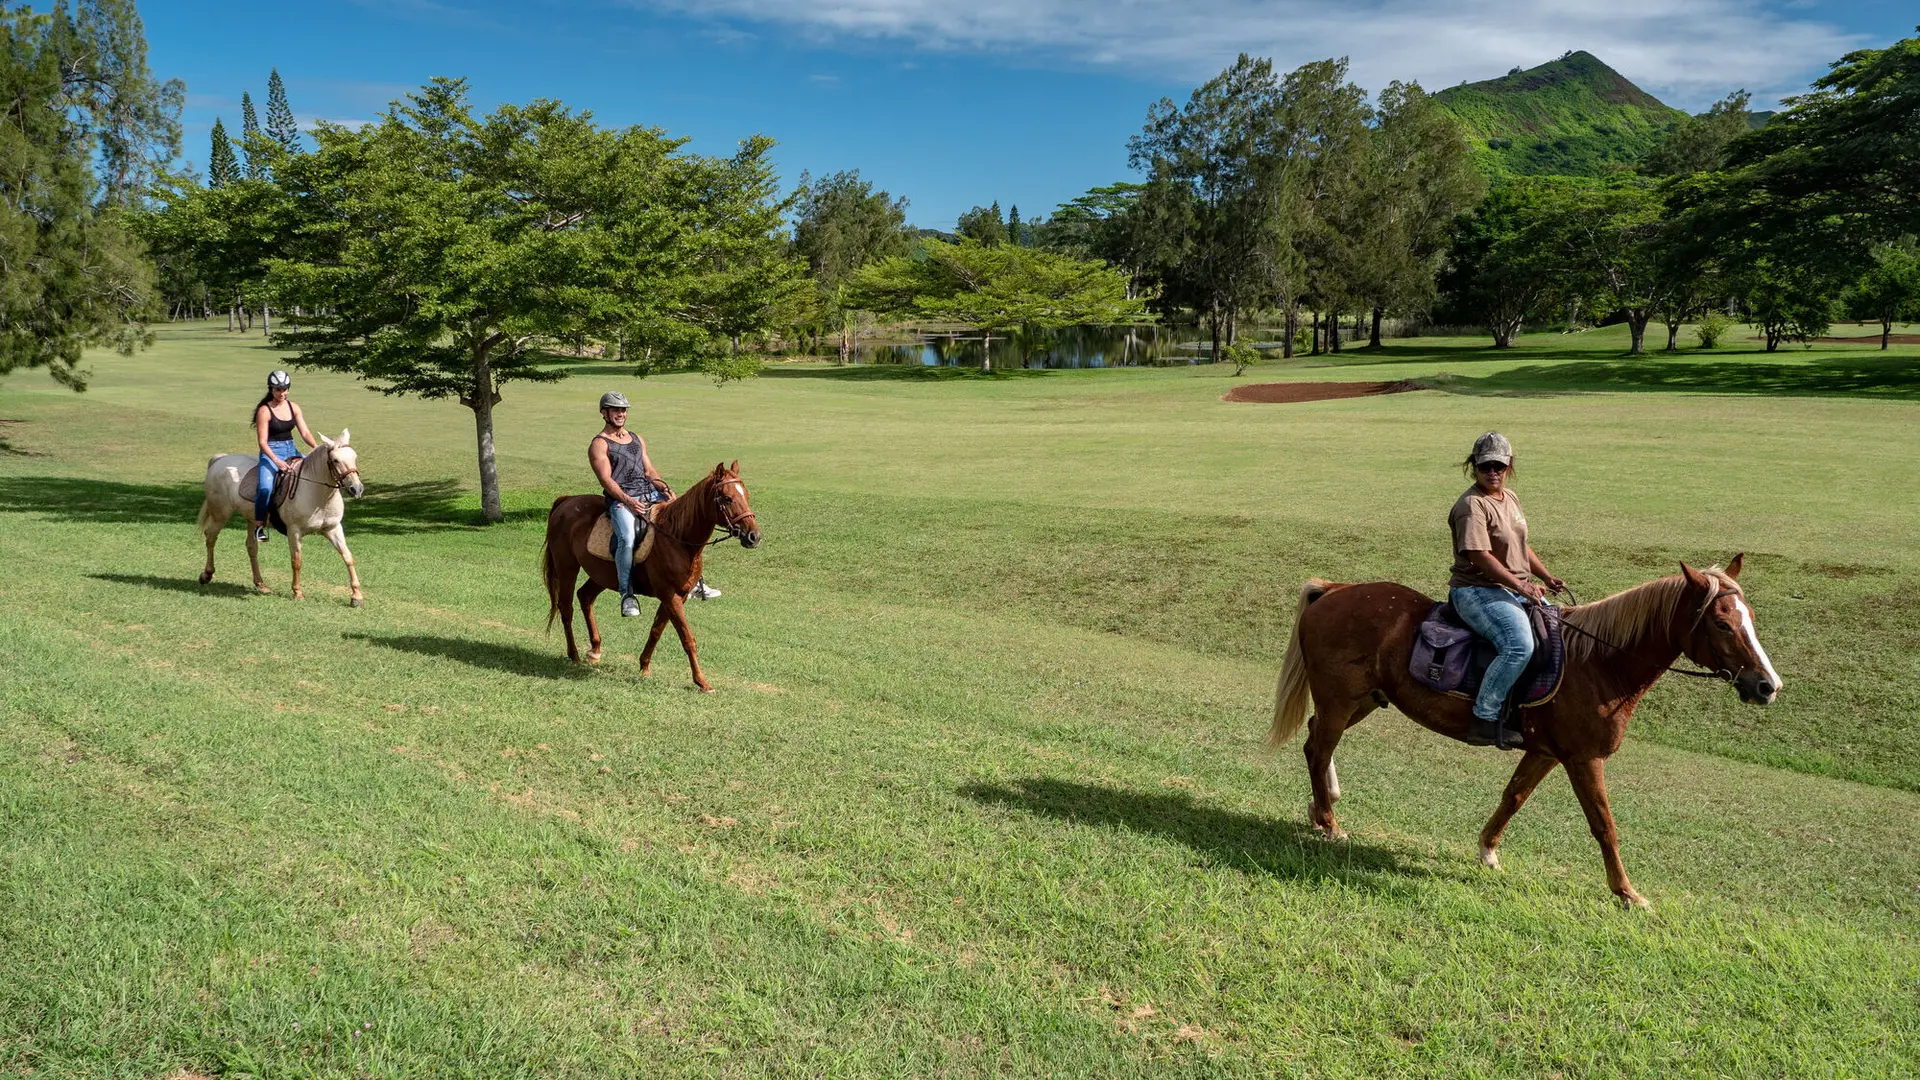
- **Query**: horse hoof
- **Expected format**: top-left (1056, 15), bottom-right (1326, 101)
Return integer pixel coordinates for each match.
top-left (197, 571), bottom-right (212, 585)
top-left (350, 596), bottom-right (363, 608)
top-left (1619, 891), bottom-right (1652, 911)
top-left (585, 650), bottom-right (601, 664)
top-left (1478, 844), bottom-right (1502, 870)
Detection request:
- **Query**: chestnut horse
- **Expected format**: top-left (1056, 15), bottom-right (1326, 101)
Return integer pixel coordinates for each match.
top-left (1270, 556), bottom-right (1781, 907)
top-left (542, 462), bottom-right (760, 691)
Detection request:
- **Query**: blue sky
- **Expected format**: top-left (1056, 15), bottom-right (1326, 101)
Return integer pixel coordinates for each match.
top-left (145, 0), bottom-right (1916, 229)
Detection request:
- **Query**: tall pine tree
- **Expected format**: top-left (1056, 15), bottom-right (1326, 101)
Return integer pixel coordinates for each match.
top-left (239, 91), bottom-right (260, 177)
top-left (265, 69), bottom-right (300, 154)
top-left (207, 118), bottom-right (238, 186)
top-left (1007, 203), bottom-right (1021, 246)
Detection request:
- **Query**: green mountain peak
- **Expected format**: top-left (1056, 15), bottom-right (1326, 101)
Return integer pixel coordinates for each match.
top-left (1435, 52), bottom-right (1687, 177)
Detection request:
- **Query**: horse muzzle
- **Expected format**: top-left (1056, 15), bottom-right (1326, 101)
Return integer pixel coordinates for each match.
top-left (1735, 670), bottom-right (1777, 706)
top-left (345, 477), bottom-right (365, 499)
top-left (740, 528), bottom-right (761, 549)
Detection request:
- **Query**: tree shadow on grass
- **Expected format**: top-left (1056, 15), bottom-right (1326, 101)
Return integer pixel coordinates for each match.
top-left (1426, 357), bottom-right (1920, 399)
top-left (959, 777), bottom-right (1436, 889)
top-left (87, 572), bottom-right (255, 599)
top-left (0, 476), bottom-right (533, 533)
top-left (760, 364), bottom-right (1058, 382)
top-left (342, 632), bottom-right (588, 679)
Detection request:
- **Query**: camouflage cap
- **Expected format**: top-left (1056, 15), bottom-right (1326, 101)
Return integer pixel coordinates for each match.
top-left (1471, 431), bottom-right (1513, 465)
top-left (599, 391), bottom-right (630, 410)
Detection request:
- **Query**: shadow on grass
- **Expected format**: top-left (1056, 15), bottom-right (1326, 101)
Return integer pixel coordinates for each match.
top-left (342, 632), bottom-right (587, 679)
top-left (87, 572), bottom-right (255, 598)
top-left (760, 364), bottom-right (1058, 382)
top-left (0, 476), bottom-right (540, 533)
top-left (1425, 357), bottom-right (1920, 399)
top-left (959, 777), bottom-right (1430, 887)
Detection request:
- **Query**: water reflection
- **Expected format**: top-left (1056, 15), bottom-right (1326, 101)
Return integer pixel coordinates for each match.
top-left (851, 325), bottom-right (1288, 368)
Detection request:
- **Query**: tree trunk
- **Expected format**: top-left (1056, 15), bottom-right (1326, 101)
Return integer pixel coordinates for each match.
top-left (463, 346), bottom-right (505, 523)
top-left (982, 330), bottom-right (991, 372)
top-left (1665, 320), bottom-right (1680, 351)
top-left (1627, 311), bottom-right (1649, 355)
top-left (1309, 311), bottom-right (1321, 356)
top-left (1282, 306), bottom-right (1296, 359)
top-left (227, 302), bottom-right (236, 332)
top-left (839, 326), bottom-right (850, 365)
top-left (1492, 315), bottom-right (1517, 348)
top-left (1883, 317), bottom-right (1893, 350)
top-left (1369, 306), bottom-right (1383, 348)
top-left (1208, 306), bottom-right (1223, 367)
top-left (1328, 311), bottom-right (1342, 354)
top-left (262, 305), bottom-right (270, 336)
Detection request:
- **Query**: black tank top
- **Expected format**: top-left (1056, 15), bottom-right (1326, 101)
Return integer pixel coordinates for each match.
top-left (599, 433), bottom-right (651, 498)
top-left (264, 404), bottom-right (296, 441)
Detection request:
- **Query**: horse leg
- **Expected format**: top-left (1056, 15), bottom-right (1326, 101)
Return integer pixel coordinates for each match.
top-left (322, 523), bottom-right (363, 607)
top-left (1563, 757), bottom-right (1648, 909)
top-left (245, 525), bottom-right (268, 593)
top-left (576, 580), bottom-right (605, 663)
top-left (663, 595), bottom-right (710, 692)
top-left (638, 603), bottom-right (671, 676)
top-left (555, 570), bottom-right (582, 663)
top-left (1477, 750), bottom-right (1559, 870)
top-left (199, 504), bottom-right (220, 585)
top-left (1302, 691), bottom-right (1370, 840)
top-left (288, 530), bottom-right (305, 600)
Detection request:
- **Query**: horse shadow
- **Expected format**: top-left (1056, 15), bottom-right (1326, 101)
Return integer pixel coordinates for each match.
top-left (958, 777), bottom-right (1436, 889)
top-left (88, 572), bottom-right (254, 598)
top-left (342, 633), bottom-right (589, 679)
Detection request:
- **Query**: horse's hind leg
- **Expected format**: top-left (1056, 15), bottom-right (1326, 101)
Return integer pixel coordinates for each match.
top-left (1477, 750), bottom-right (1559, 870)
top-left (288, 531), bottom-right (305, 600)
top-left (1303, 688), bottom-right (1377, 841)
top-left (245, 526), bottom-right (268, 593)
top-left (198, 502), bottom-right (220, 585)
top-left (576, 580), bottom-right (605, 663)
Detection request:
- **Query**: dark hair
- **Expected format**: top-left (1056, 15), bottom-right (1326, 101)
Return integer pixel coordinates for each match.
top-left (249, 386), bottom-right (287, 425)
top-left (1461, 455), bottom-right (1517, 482)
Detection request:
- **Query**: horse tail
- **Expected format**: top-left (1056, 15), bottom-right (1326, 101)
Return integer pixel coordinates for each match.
top-left (542, 496), bottom-right (567, 633)
top-left (1270, 578), bottom-right (1334, 749)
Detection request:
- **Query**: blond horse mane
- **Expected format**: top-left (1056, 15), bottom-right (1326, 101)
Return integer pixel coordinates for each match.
top-left (1561, 566), bottom-right (1739, 664)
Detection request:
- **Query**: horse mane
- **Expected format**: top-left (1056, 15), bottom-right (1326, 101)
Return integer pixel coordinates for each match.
top-left (1562, 566), bottom-right (1739, 663)
top-left (653, 472), bottom-right (716, 538)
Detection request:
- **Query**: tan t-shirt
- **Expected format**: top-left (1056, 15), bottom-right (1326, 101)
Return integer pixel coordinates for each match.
top-left (1448, 486), bottom-right (1530, 590)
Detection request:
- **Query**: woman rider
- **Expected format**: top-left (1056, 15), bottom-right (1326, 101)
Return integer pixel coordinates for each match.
top-left (1447, 431), bottom-right (1566, 746)
top-left (588, 391), bottom-right (719, 618)
top-left (251, 370), bottom-right (321, 543)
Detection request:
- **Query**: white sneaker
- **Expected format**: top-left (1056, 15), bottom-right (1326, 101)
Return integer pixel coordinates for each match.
top-left (253, 526), bottom-right (269, 543)
top-left (620, 595), bottom-right (641, 617)
top-left (691, 581), bottom-right (721, 601)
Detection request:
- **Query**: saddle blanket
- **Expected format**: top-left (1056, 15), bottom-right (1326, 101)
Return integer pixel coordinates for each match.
top-left (588, 506), bottom-right (657, 563)
top-left (1408, 600), bottom-right (1565, 708)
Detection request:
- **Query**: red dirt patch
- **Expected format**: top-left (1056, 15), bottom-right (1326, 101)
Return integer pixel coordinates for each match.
top-left (1223, 379), bottom-right (1423, 403)
top-left (1812, 334), bottom-right (1920, 346)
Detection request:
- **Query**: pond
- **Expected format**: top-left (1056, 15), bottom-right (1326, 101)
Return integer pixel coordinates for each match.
top-left (848, 324), bottom-right (1292, 368)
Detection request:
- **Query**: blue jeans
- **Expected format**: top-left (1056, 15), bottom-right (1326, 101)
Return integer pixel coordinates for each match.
top-left (254, 440), bottom-right (301, 522)
top-left (1450, 585), bottom-right (1535, 722)
top-left (608, 502), bottom-right (640, 598)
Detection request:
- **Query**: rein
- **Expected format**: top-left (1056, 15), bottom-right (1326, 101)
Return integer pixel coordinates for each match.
top-left (283, 447), bottom-right (356, 501)
top-left (1555, 584), bottom-right (1738, 683)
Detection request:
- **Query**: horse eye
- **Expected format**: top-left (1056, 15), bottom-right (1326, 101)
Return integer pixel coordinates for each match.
top-left (1714, 620), bottom-right (1733, 631)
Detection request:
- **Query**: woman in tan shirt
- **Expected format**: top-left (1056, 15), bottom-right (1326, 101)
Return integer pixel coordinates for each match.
top-left (1448, 431), bottom-right (1565, 743)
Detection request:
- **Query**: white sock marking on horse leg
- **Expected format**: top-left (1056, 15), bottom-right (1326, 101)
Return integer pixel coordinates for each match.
top-left (1327, 760), bottom-right (1340, 801)
top-left (1733, 598), bottom-right (1783, 689)
top-left (1479, 843), bottom-right (1501, 869)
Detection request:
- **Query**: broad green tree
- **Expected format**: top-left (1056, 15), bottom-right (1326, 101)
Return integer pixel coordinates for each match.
top-left (0, 0), bottom-right (180, 391)
top-left (266, 79), bottom-right (721, 522)
top-left (678, 135), bottom-right (811, 360)
top-left (1641, 91), bottom-right (1754, 178)
top-left (848, 238), bottom-right (1149, 370)
top-left (956, 201), bottom-right (1005, 246)
top-left (1545, 180), bottom-right (1683, 354)
top-left (1439, 181), bottom-right (1569, 347)
top-left (1850, 241), bottom-right (1920, 349)
top-left (1740, 256), bottom-right (1836, 351)
top-left (790, 168), bottom-right (910, 360)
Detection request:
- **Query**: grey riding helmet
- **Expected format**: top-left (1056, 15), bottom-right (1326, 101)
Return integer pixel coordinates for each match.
top-left (267, 370), bottom-right (291, 389)
top-left (1471, 431), bottom-right (1513, 466)
top-left (599, 391), bottom-right (630, 411)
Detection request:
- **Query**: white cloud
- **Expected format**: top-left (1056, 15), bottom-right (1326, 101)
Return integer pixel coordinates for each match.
top-left (634, 0), bottom-right (1865, 108)
top-left (808, 73), bottom-right (842, 86)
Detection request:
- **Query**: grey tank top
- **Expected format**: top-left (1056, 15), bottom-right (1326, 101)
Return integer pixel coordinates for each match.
top-left (599, 434), bottom-right (651, 498)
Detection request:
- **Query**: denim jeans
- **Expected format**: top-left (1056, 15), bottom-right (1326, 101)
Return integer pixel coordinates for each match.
top-left (1449, 585), bottom-right (1535, 722)
top-left (608, 502), bottom-right (640, 598)
top-left (254, 440), bottom-right (301, 522)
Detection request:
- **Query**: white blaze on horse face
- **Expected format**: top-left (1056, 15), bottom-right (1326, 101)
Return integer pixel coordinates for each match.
top-left (1732, 597), bottom-right (1783, 690)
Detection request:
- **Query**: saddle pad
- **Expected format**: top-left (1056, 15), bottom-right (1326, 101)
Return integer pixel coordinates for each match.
top-left (1410, 601), bottom-right (1566, 709)
top-left (587, 509), bottom-right (656, 563)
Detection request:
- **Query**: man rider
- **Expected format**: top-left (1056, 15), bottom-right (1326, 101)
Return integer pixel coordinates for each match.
top-left (588, 391), bottom-right (720, 617)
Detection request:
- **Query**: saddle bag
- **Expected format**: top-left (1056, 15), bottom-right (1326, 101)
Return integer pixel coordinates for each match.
top-left (1409, 604), bottom-right (1476, 693)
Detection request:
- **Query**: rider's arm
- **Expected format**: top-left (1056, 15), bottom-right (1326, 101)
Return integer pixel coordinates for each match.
top-left (291, 402), bottom-right (320, 449)
top-left (1469, 550), bottom-right (1543, 599)
top-left (1525, 546), bottom-right (1564, 593)
top-left (589, 438), bottom-right (647, 514)
top-left (255, 406), bottom-right (287, 469)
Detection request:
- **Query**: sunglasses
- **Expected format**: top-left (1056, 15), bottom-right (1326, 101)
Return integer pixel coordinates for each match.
top-left (1475, 460), bottom-right (1509, 473)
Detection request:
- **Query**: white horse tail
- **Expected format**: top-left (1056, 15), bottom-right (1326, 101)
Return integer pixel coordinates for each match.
top-left (1270, 578), bottom-right (1335, 750)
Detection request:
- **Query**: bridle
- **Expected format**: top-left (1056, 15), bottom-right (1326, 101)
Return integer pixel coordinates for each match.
top-left (1555, 581), bottom-right (1741, 683)
top-left (647, 476), bottom-right (755, 549)
top-left (283, 445), bottom-right (360, 499)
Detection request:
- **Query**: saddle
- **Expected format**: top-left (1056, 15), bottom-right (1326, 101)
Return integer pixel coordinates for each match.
top-left (588, 504), bottom-right (657, 563)
top-left (241, 461), bottom-right (301, 535)
top-left (1409, 599), bottom-right (1565, 708)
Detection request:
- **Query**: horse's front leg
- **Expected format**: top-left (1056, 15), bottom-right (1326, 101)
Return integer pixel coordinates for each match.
top-left (1477, 750), bottom-right (1559, 869)
top-left (639, 603), bottom-right (671, 676)
top-left (663, 595), bottom-right (711, 692)
top-left (322, 523), bottom-right (363, 607)
top-left (1563, 757), bottom-right (1647, 908)
top-left (288, 530), bottom-right (305, 600)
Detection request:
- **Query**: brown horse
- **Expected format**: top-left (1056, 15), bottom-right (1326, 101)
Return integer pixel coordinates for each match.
top-left (542, 462), bottom-right (760, 691)
top-left (1270, 556), bottom-right (1781, 907)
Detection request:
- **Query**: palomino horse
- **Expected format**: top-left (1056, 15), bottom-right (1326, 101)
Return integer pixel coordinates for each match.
top-left (1270, 556), bottom-right (1781, 907)
top-left (197, 431), bottom-right (367, 605)
top-left (542, 462), bottom-right (760, 691)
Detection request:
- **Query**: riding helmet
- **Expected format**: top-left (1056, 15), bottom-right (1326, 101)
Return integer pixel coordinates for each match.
top-left (267, 370), bottom-right (291, 389)
top-left (599, 391), bottom-right (630, 410)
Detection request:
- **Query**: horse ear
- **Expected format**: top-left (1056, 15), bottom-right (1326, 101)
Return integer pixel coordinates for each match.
top-left (713, 461), bottom-right (725, 475)
top-left (320, 432), bottom-right (336, 449)
top-left (1725, 553), bottom-right (1744, 580)
top-left (1679, 562), bottom-right (1710, 591)
top-left (728, 459), bottom-right (739, 473)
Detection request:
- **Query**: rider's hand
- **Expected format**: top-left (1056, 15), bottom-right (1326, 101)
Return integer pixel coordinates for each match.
top-left (1518, 580), bottom-right (1548, 601)
top-left (1543, 573), bottom-right (1567, 595)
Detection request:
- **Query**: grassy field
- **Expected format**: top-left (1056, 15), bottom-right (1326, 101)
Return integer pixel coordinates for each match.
top-left (2, 322), bottom-right (1916, 1078)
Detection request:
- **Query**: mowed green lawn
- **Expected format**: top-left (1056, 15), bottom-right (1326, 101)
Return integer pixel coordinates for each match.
top-left (2, 323), bottom-right (1916, 1078)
